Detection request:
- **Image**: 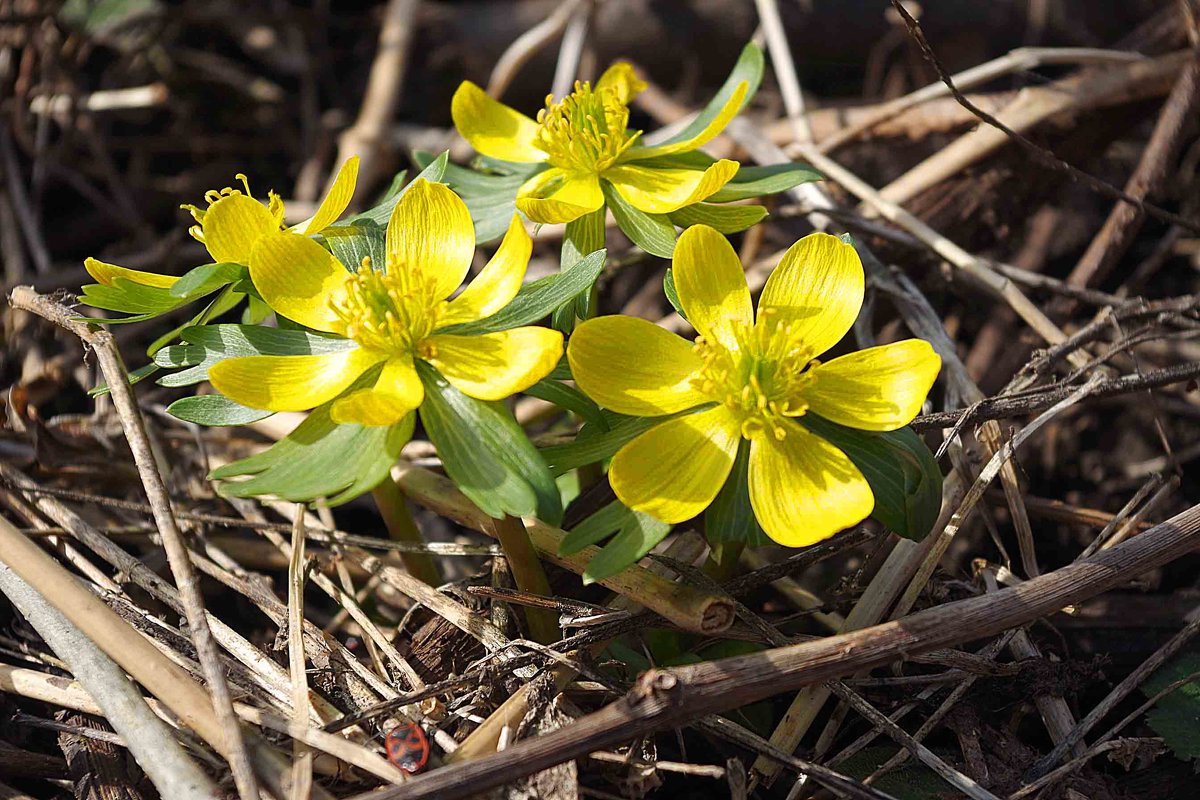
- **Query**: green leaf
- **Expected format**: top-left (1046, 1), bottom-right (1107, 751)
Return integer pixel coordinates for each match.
top-left (642, 43), bottom-right (763, 149)
top-left (662, 269), bottom-right (687, 321)
top-left (167, 394), bottom-right (273, 426)
top-left (540, 413), bottom-right (669, 476)
top-left (438, 249), bottom-right (606, 336)
top-left (705, 439), bottom-right (770, 547)
top-left (154, 325), bottom-right (356, 387)
top-left (557, 208), bottom-right (607, 328)
top-left (169, 262), bottom-right (246, 300)
top-left (523, 378), bottom-right (605, 428)
top-left (87, 362), bottom-right (159, 397)
top-left (706, 163), bottom-right (823, 203)
top-left (560, 500), bottom-right (672, 584)
top-left (322, 223), bottom-right (386, 272)
top-left (602, 183), bottom-right (676, 258)
top-left (79, 278), bottom-right (187, 319)
top-left (211, 400), bottom-right (412, 505)
top-left (1143, 649), bottom-right (1200, 761)
top-left (669, 202), bottom-right (768, 234)
top-left (146, 287), bottom-right (244, 357)
top-left (346, 152), bottom-right (447, 227)
top-left (417, 362), bottom-right (562, 524)
top-left (799, 416), bottom-right (942, 541)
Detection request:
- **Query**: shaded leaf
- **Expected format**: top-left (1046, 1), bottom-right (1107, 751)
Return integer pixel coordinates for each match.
top-left (602, 183), bottom-right (676, 258)
top-left (417, 362), bottom-right (562, 524)
top-left (669, 202), bottom-right (768, 234)
top-left (167, 394), bottom-right (273, 426)
top-left (706, 163), bottom-right (823, 203)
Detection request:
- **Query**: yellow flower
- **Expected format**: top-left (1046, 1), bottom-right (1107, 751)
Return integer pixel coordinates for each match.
top-left (208, 179), bottom-right (563, 427)
top-left (567, 226), bottom-right (941, 547)
top-left (183, 156), bottom-right (360, 265)
top-left (84, 158), bottom-right (361, 290)
top-left (452, 63), bottom-right (742, 224)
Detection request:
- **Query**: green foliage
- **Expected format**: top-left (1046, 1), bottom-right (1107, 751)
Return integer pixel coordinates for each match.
top-left (417, 362), bottom-right (562, 525)
top-left (440, 249), bottom-right (606, 337)
top-left (169, 263), bottom-right (247, 300)
top-left (556, 208), bottom-right (606, 329)
top-left (559, 499), bottom-right (672, 583)
top-left (167, 394), bottom-right (273, 426)
top-left (323, 224), bottom-right (385, 273)
top-left (602, 183), bottom-right (676, 258)
top-left (154, 325), bottom-right (355, 389)
top-left (662, 268), bottom-right (687, 321)
top-left (839, 747), bottom-right (955, 800)
top-left (799, 415), bottom-right (943, 541)
top-left (705, 439), bottom-right (770, 547)
top-left (645, 43), bottom-right (763, 150)
top-left (669, 202), bottom-right (767, 234)
top-left (346, 152), bottom-right (446, 226)
top-left (1143, 649), bottom-right (1200, 760)
top-left (706, 163), bottom-right (823, 203)
top-left (210, 400), bottom-right (412, 505)
top-left (540, 413), bottom-right (667, 477)
top-left (524, 378), bottom-right (605, 429)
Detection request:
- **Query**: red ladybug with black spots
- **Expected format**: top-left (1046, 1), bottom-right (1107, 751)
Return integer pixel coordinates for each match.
top-left (385, 722), bottom-right (430, 774)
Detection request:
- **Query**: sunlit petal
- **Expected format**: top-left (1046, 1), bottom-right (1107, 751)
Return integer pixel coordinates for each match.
top-left (290, 156), bottom-right (359, 235)
top-left (386, 179), bottom-right (476, 300)
top-left (568, 316), bottom-right (708, 416)
top-left (621, 82), bottom-right (748, 161)
top-left (758, 232), bottom-right (864, 358)
top-left (84, 257), bottom-right (178, 289)
top-left (595, 62), bottom-right (646, 104)
top-left (515, 168), bottom-right (604, 224)
top-left (249, 233), bottom-right (348, 334)
top-left (672, 224), bottom-right (751, 350)
top-left (201, 193), bottom-right (279, 264)
top-left (440, 214), bottom-right (531, 327)
top-left (425, 327), bottom-right (563, 400)
top-left (604, 159), bottom-right (738, 214)
top-left (748, 423), bottom-right (873, 547)
top-left (209, 348), bottom-right (381, 413)
top-left (451, 81), bottom-right (546, 163)
top-left (610, 406), bottom-right (740, 524)
top-left (329, 355), bottom-right (424, 426)
top-left (803, 339), bottom-right (941, 431)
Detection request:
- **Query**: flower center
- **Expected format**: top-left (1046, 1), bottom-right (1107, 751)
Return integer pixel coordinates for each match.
top-left (331, 260), bottom-right (442, 357)
top-left (533, 81), bottom-right (640, 174)
top-left (690, 312), bottom-right (819, 441)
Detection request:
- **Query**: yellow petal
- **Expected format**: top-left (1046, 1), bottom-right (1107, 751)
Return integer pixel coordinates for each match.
top-left (329, 356), bottom-right (424, 426)
top-left (622, 82), bottom-right (748, 161)
top-left (249, 233), bottom-right (348, 334)
top-left (604, 159), bottom-right (739, 215)
top-left (609, 406), bottom-right (740, 523)
top-left (748, 422), bottom-right (873, 547)
top-left (386, 179), bottom-right (476, 301)
top-left (596, 62), bottom-right (646, 104)
top-left (84, 257), bottom-right (178, 289)
top-left (290, 156), bottom-right (359, 235)
top-left (515, 168), bottom-right (604, 224)
top-left (803, 339), bottom-right (941, 431)
top-left (440, 214), bottom-right (531, 327)
top-left (209, 348), bottom-right (381, 413)
top-left (425, 327), bottom-right (563, 400)
top-left (758, 232), bottom-right (864, 358)
top-left (567, 316), bottom-right (707, 416)
top-left (451, 81), bottom-right (546, 163)
top-left (672, 224), bottom-right (751, 350)
top-left (201, 193), bottom-right (279, 264)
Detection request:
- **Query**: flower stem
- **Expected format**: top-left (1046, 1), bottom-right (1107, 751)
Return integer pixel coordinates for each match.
top-left (490, 515), bottom-right (560, 644)
top-left (371, 478), bottom-right (441, 587)
top-left (705, 540), bottom-right (745, 583)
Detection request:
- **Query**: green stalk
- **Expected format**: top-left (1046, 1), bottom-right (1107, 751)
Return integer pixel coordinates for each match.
top-left (490, 515), bottom-right (560, 644)
top-left (371, 478), bottom-right (441, 587)
top-left (705, 540), bottom-right (745, 583)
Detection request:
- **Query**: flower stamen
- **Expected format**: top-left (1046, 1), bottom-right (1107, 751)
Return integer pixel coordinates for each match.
top-left (533, 80), bottom-right (641, 174)
top-left (331, 267), bottom-right (442, 356)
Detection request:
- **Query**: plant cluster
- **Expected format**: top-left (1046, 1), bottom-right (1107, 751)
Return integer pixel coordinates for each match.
top-left (80, 44), bottom-right (942, 584)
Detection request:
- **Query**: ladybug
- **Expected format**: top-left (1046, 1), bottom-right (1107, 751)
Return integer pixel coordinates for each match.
top-left (385, 722), bottom-right (430, 774)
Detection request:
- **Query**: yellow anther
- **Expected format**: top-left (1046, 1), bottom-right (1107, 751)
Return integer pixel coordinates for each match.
top-left (331, 268), bottom-right (441, 356)
top-left (533, 80), bottom-right (640, 174)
